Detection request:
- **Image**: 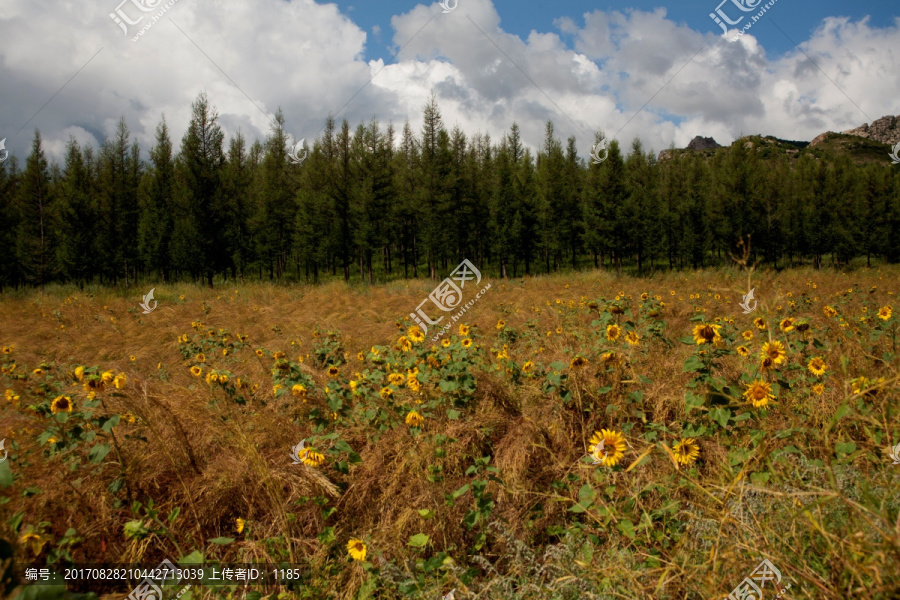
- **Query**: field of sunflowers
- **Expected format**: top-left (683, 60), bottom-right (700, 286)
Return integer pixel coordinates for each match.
top-left (0, 266), bottom-right (898, 600)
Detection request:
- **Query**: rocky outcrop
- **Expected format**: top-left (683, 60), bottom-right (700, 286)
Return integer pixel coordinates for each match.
top-left (809, 132), bottom-right (833, 147)
top-left (841, 116), bottom-right (900, 145)
top-left (686, 136), bottom-right (722, 151)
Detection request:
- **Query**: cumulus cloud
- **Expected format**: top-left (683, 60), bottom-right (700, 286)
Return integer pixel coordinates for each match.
top-left (0, 0), bottom-right (897, 165)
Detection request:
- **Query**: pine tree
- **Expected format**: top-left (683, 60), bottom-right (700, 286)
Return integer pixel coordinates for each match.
top-left (55, 138), bottom-right (97, 287)
top-left (15, 131), bottom-right (54, 290)
top-left (137, 118), bottom-right (176, 282)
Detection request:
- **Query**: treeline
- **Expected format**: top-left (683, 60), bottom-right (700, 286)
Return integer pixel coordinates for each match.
top-left (1, 92), bottom-right (899, 290)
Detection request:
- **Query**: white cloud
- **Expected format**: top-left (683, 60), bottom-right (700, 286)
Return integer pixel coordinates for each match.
top-left (0, 0), bottom-right (897, 165)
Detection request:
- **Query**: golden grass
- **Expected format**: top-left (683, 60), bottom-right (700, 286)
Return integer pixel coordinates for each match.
top-left (1, 267), bottom-right (899, 599)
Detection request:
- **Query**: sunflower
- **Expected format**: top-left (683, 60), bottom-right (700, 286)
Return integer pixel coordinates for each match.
top-left (291, 384), bottom-right (307, 399)
top-left (461, 338), bottom-right (473, 348)
top-left (458, 324), bottom-right (470, 337)
top-left (300, 448), bottom-right (325, 467)
top-left (187, 365), bottom-right (202, 379)
top-left (380, 386), bottom-right (393, 400)
top-left (522, 360), bottom-right (534, 374)
top-left (741, 330), bottom-right (754, 341)
top-left (640, 292), bottom-right (649, 301)
top-left (625, 331), bottom-right (641, 346)
top-left (196, 353), bottom-right (206, 363)
top-left (388, 373), bottom-right (405, 386)
top-left (113, 373), bottom-right (127, 389)
top-left (779, 317), bottom-right (795, 332)
top-left (736, 345), bottom-right (750, 356)
top-left (588, 429), bottom-right (627, 467)
top-left (74, 366), bottom-right (85, 382)
top-left (812, 383), bottom-right (825, 395)
top-left (744, 380), bottom-right (774, 408)
top-left (570, 356), bottom-right (588, 368)
top-left (19, 532), bottom-right (47, 557)
top-left (819, 305), bottom-right (836, 317)
top-left (808, 357), bottom-right (826, 377)
top-left (129, 355), bottom-right (136, 362)
top-left (236, 518), bottom-right (245, 534)
top-left (606, 324), bottom-right (622, 342)
top-left (878, 306), bottom-right (893, 321)
top-left (123, 413), bottom-right (136, 424)
top-left (51, 395), bottom-right (73, 414)
top-left (753, 317), bottom-right (766, 330)
top-left (496, 319), bottom-right (506, 330)
top-left (692, 323), bottom-right (722, 345)
top-left (405, 411), bottom-right (424, 427)
top-left (327, 366), bottom-right (340, 379)
top-left (205, 371), bottom-right (219, 385)
top-left (556, 326), bottom-right (564, 335)
top-left (32, 368), bottom-right (44, 377)
top-left (761, 341), bottom-right (787, 366)
top-left (2, 346), bottom-right (12, 355)
top-left (347, 539), bottom-right (367, 561)
top-left (408, 326), bottom-right (425, 343)
top-left (672, 438), bottom-right (700, 466)
top-left (408, 377), bottom-right (421, 393)
top-left (438, 338), bottom-right (450, 349)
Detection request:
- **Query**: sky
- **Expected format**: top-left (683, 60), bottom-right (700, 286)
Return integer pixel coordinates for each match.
top-left (0, 0), bottom-right (897, 164)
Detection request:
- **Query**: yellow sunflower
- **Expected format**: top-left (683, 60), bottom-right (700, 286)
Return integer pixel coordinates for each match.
top-left (51, 395), bottom-right (73, 414)
top-left (190, 366), bottom-right (202, 377)
top-left (113, 373), bottom-right (127, 389)
top-left (744, 380), bottom-right (774, 408)
top-left (753, 317), bottom-right (766, 330)
top-left (606, 324), bottom-right (622, 342)
top-left (811, 383), bottom-right (825, 395)
top-left (780, 317), bottom-right (795, 332)
top-left (380, 386), bottom-right (393, 400)
top-left (292, 384), bottom-right (307, 399)
top-left (19, 532), bottom-right (47, 557)
top-left (625, 331), bottom-right (641, 346)
top-left (32, 368), bottom-right (44, 377)
top-left (741, 330), bottom-right (754, 341)
top-left (570, 356), bottom-right (588, 368)
top-left (672, 438), bottom-right (700, 466)
top-left (347, 539), bottom-right (367, 561)
top-left (74, 366), bottom-right (85, 382)
top-left (255, 349), bottom-right (264, 357)
top-left (461, 338), bottom-right (473, 348)
top-left (760, 341), bottom-right (787, 366)
top-left (441, 338), bottom-right (451, 348)
top-left (878, 306), bottom-right (893, 321)
top-left (405, 411), bottom-right (424, 427)
top-left (196, 353), bottom-right (206, 363)
top-left (388, 373), bottom-right (405, 386)
top-left (236, 518), bottom-right (245, 534)
top-left (736, 345), bottom-right (750, 356)
top-left (459, 324), bottom-right (470, 337)
top-left (808, 357), bottom-right (826, 377)
top-left (588, 429), bottom-right (627, 467)
top-left (692, 323), bottom-right (722, 345)
top-left (496, 319), bottom-right (506, 330)
top-left (327, 366), bottom-right (340, 379)
top-left (408, 326), bottom-right (425, 343)
top-left (300, 448), bottom-right (325, 467)
top-left (522, 360), bottom-right (534, 374)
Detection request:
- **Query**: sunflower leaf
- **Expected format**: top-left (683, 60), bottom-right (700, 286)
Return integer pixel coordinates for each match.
top-left (617, 519), bottom-right (636, 539)
top-left (208, 537), bottom-right (234, 545)
top-left (407, 533), bottom-right (429, 548)
top-left (88, 443), bottom-right (110, 465)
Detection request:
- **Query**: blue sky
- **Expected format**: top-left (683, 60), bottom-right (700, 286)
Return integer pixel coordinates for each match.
top-left (345, 0), bottom-right (895, 65)
top-left (0, 0), bottom-right (897, 162)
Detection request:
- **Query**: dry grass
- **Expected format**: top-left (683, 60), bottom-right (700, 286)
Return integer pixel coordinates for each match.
top-left (1, 266), bottom-right (899, 599)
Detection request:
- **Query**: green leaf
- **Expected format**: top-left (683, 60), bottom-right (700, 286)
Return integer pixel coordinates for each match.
top-left (617, 519), bottom-right (636, 539)
top-left (451, 484), bottom-right (470, 499)
top-left (407, 533), bottom-right (429, 548)
top-left (88, 444), bottom-right (110, 465)
top-left (0, 460), bottom-right (13, 489)
top-left (208, 537), bottom-right (234, 545)
top-left (709, 407), bottom-right (731, 428)
top-left (447, 409), bottom-right (461, 420)
top-left (835, 441), bottom-right (857, 455)
top-left (178, 550), bottom-right (204, 565)
top-left (417, 509), bottom-right (435, 519)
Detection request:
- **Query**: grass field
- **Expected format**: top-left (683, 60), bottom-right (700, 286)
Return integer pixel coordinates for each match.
top-left (1, 266), bottom-right (899, 600)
